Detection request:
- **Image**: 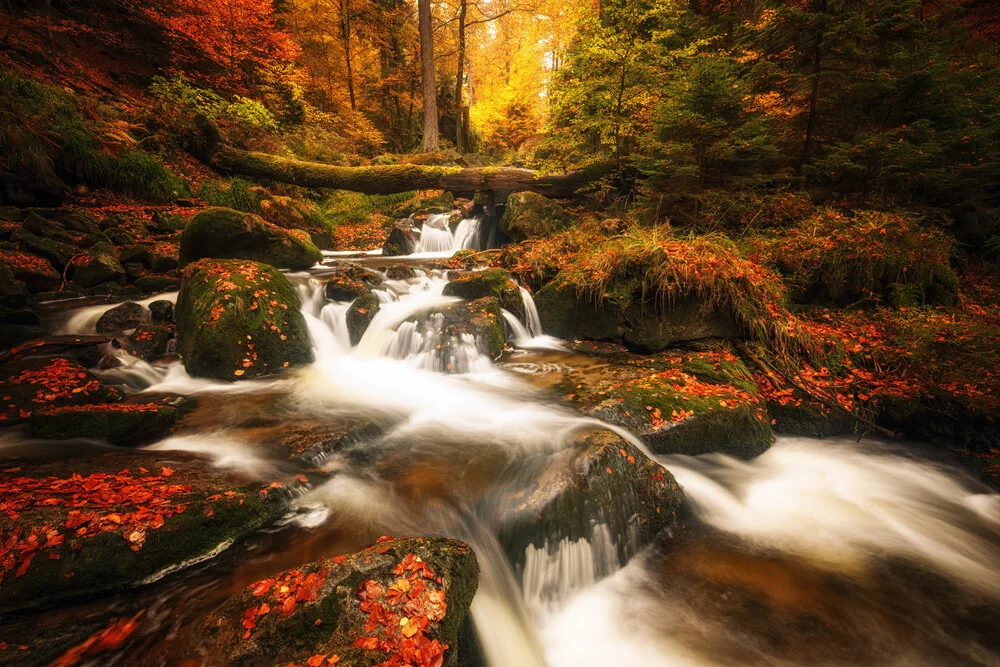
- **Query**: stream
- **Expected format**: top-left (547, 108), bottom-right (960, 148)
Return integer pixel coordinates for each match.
top-left (5, 221), bottom-right (1000, 666)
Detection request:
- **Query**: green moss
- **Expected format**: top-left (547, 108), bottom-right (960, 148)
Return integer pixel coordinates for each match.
top-left (175, 259), bottom-right (312, 380)
top-left (179, 207), bottom-right (322, 270)
top-left (197, 177), bottom-right (266, 213)
top-left (442, 269), bottom-right (514, 302)
top-left (28, 404), bottom-right (178, 446)
top-left (500, 191), bottom-right (575, 242)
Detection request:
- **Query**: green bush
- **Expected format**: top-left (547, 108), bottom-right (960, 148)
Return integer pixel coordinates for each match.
top-left (149, 75), bottom-right (279, 131)
top-left (198, 178), bottom-right (266, 213)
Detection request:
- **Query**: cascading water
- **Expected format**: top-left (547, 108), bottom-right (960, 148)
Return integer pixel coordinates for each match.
top-left (18, 248), bottom-right (1000, 667)
top-left (501, 284), bottom-right (566, 351)
top-left (412, 213), bottom-right (483, 256)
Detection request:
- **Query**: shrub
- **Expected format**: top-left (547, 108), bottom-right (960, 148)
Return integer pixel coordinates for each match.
top-left (198, 178), bottom-right (266, 213)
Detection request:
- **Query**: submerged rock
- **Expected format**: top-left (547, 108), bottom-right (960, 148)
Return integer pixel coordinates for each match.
top-left (95, 301), bottom-right (146, 334)
top-left (203, 536), bottom-right (478, 667)
top-left (179, 207), bottom-right (322, 270)
top-left (325, 264), bottom-right (382, 302)
top-left (384, 265), bottom-right (417, 281)
top-left (126, 323), bottom-right (174, 361)
top-left (498, 430), bottom-right (683, 567)
top-left (175, 259), bottom-right (312, 380)
top-left (0, 357), bottom-right (120, 426)
top-left (148, 299), bottom-right (175, 323)
top-left (0, 451), bottom-right (284, 615)
top-left (535, 281), bottom-right (742, 353)
top-left (500, 192), bottom-right (574, 242)
top-left (346, 294), bottom-right (381, 346)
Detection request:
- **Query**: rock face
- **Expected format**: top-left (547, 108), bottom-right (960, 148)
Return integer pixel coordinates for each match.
top-left (497, 430), bottom-right (683, 567)
top-left (179, 207), bottom-right (322, 270)
top-left (0, 357), bottom-right (120, 426)
top-left (535, 281), bottom-right (742, 352)
top-left (442, 268), bottom-right (523, 316)
top-left (203, 536), bottom-right (479, 667)
top-left (499, 192), bottom-right (574, 242)
top-left (72, 242), bottom-right (126, 288)
top-left (0, 451), bottom-right (284, 614)
top-left (175, 259), bottom-right (313, 380)
top-left (95, 301), bottom-right (146, 333)
top-left (382, 220), bottom-right (420, 256)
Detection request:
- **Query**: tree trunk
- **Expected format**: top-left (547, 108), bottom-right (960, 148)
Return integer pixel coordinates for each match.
top-left (799, 0), bottom-right (826, 174)
top-left (455, 0), bottom-right (468, 152)
top-left (418, 0), bottom-right (440, 152)
top-left (196, 127), bottom-right (609, 197)
top-left (340, 0), bottom-right (356, 111)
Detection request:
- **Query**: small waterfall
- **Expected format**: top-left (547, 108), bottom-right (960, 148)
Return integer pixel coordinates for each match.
top-left (501, 285), bottom-right (566, 351)
top-left (379, 315), bottom-right (492, 374)
top-left (520, 286), bottom-right (544, 338)
top-left (522, 523), bottom-right (621, 616)
top-left (413, 213), bottom-right (483, 255)
top-left (55, 291), bottom-right (177, 335)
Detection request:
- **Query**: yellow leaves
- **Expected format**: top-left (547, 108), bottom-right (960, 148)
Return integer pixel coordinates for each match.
top-left (234, 370), bottom-right (245, 376)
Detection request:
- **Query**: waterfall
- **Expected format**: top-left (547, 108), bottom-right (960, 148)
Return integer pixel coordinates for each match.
top-left (413, 213), bottom-right (483, 255)
top-left (500, 285), bottom-right (566, 351)
top-left (522, 523), bottom-right (621, 616)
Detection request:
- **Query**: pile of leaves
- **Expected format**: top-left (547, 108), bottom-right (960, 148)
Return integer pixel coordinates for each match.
top-left (50, 611), bottom-right (144, 667)
top-left (0, 467), bottom-right (190, 584)
top-left (1, 358), bottom-right (118, 423)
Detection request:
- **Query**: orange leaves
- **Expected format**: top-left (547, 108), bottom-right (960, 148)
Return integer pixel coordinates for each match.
top-left (50, 610), bottom-right (144, 667)
top-left (241, 567), bottom-right (330, 637)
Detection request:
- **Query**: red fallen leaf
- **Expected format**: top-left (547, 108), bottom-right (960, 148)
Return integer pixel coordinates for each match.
top-left (353, 636), bottom-right (379, 651)
top-left (281, 596), bottom-right (296, 617)
top-left (160, 467), bottom-right (174, 477)
top-left (47, 533), bottom-right (65, 547)
top-left (243, 606), bottom-right (259, 630)
top-left (307, 655), bottom-right (326, 667)
top-left (15, 554), bottom-right (34, 577)
top-left (251, 579), bottom-right (274, 597)
top-left (258, 603), bottom-right (271, 615)
top-left (295, 474), bottom-right (309, 483)
top-left (363, 580), bottom-right (384, 600)
top-left (376, 535), bottom-right (394, 543)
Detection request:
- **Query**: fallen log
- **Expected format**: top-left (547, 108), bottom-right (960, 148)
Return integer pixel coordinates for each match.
top-left (194, 115), bottom-right (610, 198)
top-left (0, 335), bottom-right (115, 365)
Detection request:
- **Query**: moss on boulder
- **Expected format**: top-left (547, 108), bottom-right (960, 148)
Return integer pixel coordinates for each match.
top-left (535, 281), bottom-right (742, 353)
top-left (0, 451), bottom-right (285, 615)
top-left (95, 301), bottom-right (146, 333)
top-left (175, 259), bottom-right (312, 380)
top-left (27, 400), bottom-right (180, 446)
top-left (0, 357), bottom-right (120, 426)
top-left (126, 323), bottom-right (174, 361)
top-left (382, 220), bottom-right (420, 256)
top-left (179, 207), bottom-right (321, 270)
top-left (500, 192), bottom-right (574, 242)
top-left (203, 536), bottom-right (479, 667)
top-left (72, 242), bottom-right (126, 288)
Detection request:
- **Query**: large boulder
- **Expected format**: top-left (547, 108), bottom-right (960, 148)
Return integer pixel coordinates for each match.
top-left (535, 281), bottom-right (742, 353)
top-left (179, 207), bottom-right (322, 270)
top-left (442, 268), bottom-right (523, 316)
top-left (0, 249), bottom-right (60, 292)
top-left (0, 357), bottom-right (120, 426)
top-left (175, 259), bottom-right (313, 380)
top-left (382, 220), bottom-right (420, 256)
top-left (203, 536), bottom-right (479, 667)
top-left (497, 430), bottom-right (683, 569)
top-left (0, 451), bottom-right (284, 614)
top-left (500, 192), bottom-right (574, 242)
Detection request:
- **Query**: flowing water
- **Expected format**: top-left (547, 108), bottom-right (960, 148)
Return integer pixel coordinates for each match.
top-left (5, 235), bottom-right (1000, 666)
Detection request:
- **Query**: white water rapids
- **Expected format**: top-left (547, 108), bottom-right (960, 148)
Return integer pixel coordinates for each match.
top-left (38, 242), bottom-right (1000, 667)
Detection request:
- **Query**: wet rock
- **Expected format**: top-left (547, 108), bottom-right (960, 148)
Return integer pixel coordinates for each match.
top-left (0, 357), bottom-right (120, 425)
top-left (95, 301), bottom-right (146, 333)
top-left (500, 192), bottom-right (574, 242)
top-left (384, 265), bottom-right (417, 281)
top-left (0, 264), bottom-right (31, 310)
top-left (151, 210), bottom-right (186, 233)
top-left (766, 390), bottom-right (855, 438)
top-left (324, 264), bottom-right (382, 302)
top-left (0, 248), bottom-right (60, 292)
top-left (134, 275), bottom-right (180, 293)
top-left (119, 245), bottom-right (151, 265)
top-left (149, 299), bottom-right (175, 323)
top-left (124, 262), bottom-right (145, 281)
top-left (73, 242), bottom-right (126, 288)
top-left (126, 323), bottom-right (174, 361)
top-left (149, 252), bottom-right (178, 272)
top-left (12, 228), bottom-right (74, 271)
top-left (179, 207), bottom-right (322, 270)
top-left (382, 220), bottom-right (420, 256)
top-left (0, 324), bottom-right (46, 351)
top-left (42, 208), bottom-right (99, 234)
top-left (27, 399), bottom-right (181, 446)
top-left (0, 451), bottom-right (285, 614)
top-left (498, 430), bottom-right (683, 567)
top-left (80, 231), bottom-right (113, 248)
top-left (442, 268), bottom-right (515, 303)
top-left (535, 282), bottom-right (742, 353)
top-left (203, 536), bottom-right (478, 667)
top-left (98, 353), bottom-right (123, 370)
top-left (175, 259), bottom-right (312, 380)
top-left (346, 294), bottom-right (381, 346)
top-left (22, 213), bottom-right (76, 245)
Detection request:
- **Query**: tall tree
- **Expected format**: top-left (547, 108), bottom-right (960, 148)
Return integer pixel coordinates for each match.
top-left (418, 0), bottom-right (439, 151)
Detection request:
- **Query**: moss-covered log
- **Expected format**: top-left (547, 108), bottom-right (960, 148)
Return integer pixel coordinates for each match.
top-left (196, 118), bottom-right (610, 197)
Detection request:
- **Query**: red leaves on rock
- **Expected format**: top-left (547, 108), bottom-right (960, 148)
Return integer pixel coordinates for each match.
top-left (241, 567), bottom-right (329, 637)
top-left (50, 610), bottom-right (144, 667)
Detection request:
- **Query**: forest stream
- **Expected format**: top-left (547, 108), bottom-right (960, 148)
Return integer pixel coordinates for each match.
top-left (2, 221), bottom-right (999, 667)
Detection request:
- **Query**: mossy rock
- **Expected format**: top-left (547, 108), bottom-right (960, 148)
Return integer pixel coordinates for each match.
top-left (0, 357), bottom-right (120, 425)
top-left (27, 400), bottom-right (180, 446)
top-left (382, 221), bottom-right (420, 256)
top-left (149, 252), bottom-right (178, 272)
top-left (767, 392), bottom-right (856, 438)
top-left (119, 245), bottom-right (152, 265)
top-left (41, 209), bottom-right (99, 234)
top-left (80, 231), bottom-right (113, 248)
top-left (384, 265), bottom-right (417, 281)
top-left (498, 430), bottom-right (683, 569)
top-left (535, 281), bottom-right (742, 353)
top-left (325, 275), bottom-right (370, 302)
top-left (0, 264), bottom-right (31, 309)
top-left (95, 301), bottom-right (146, 333)
top-left (499, 192), bottom-right (574, 242)
top-left (203, 536), bottom-right (479, 667)
top-left (72, 242), bottom-right (126, 288)
top-left (22, 212), bottom-right (76, 245)
top-left (442, 269), bottom-right (511, 302)
top-left (346, 294), bottom-right (381, 346)
top-left (0, 451), bottom-right (285, 615)
top-left (126, 323), bottom-right (174, 361)
top-left (0, 249), bottom-right (60, 292)
top-left (12, 228), bottom-right (74, 270)
top-left (175, 259), bottom-right (312, 381)
top-left (179, 207), bottom-right (321, 270)
top-left (134, 275), bottom-right (180, 293)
